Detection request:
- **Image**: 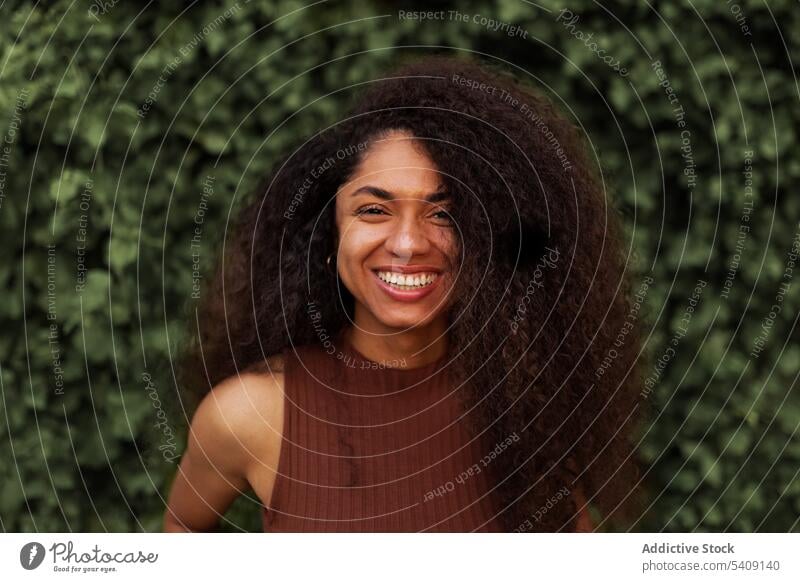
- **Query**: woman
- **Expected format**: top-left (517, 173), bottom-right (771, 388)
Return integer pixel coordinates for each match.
top-left (164, 55), bottom-right (644, 532)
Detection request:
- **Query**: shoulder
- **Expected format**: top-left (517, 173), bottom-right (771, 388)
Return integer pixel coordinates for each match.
top-left (196, 353), bottom-right (285, 425)
top-left (188, 354), bottom-right (285, 473)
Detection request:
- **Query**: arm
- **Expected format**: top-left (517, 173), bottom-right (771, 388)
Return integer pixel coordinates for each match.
top-left (163, 371), bottom-right (283, 532)
top-left (573, 484), bottom-right (594, 532)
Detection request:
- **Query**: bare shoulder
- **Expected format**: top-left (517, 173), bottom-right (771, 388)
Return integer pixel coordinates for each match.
top-left (163, 354), bottom-right (286, 530)
top-left (189, 353), bottom-right (285, 477)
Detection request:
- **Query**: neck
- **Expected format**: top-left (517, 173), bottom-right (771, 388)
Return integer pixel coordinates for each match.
top-left (345, 311), bottom-right (449, 369)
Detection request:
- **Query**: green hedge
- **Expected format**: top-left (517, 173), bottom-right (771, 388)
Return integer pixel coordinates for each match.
top-left (1, 0), bottom-right (797, 532)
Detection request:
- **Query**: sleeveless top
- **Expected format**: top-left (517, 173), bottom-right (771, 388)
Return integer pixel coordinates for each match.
top-left (262, 332), bottom-right (505, 532)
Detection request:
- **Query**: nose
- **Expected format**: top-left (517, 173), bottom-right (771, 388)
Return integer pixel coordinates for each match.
top-left (384, 215), bottom-right (431, 260)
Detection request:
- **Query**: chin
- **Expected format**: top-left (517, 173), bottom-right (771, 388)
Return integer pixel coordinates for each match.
top-left (369, 303), bottom-right (444, 331)
top-left (375, 313), bottom-right (436, 331)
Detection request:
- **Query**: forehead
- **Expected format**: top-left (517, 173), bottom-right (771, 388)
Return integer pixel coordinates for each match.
top-left (340, 132), bottom-right (443, 196)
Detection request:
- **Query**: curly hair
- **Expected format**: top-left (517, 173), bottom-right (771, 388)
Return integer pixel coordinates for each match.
top-left (180, 54), bottom-right (646, 532)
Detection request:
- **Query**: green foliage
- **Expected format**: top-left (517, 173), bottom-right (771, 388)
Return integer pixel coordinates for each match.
top-left (0, 0), bottom-right (797, 532)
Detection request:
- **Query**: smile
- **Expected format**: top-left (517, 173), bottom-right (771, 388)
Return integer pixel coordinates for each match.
top-left (375, 270), bottom-right (438, 290)
top-left (371, 268), bottom-right (442, 303)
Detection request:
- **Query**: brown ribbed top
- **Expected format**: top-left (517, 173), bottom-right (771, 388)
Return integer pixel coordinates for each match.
top-left (262, 331), bottom-right (504, 532)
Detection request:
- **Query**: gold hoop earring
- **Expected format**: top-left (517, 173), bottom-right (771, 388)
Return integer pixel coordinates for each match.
top-left (326, 253), bottom-right (337, 276)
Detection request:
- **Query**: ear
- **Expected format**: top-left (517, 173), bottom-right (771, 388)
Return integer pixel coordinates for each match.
top-left (331, 218), bottom-right (340, 251)
top-left (328, 194), bottom-right (341, 250)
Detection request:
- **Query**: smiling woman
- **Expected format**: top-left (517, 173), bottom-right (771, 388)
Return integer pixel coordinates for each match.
top-left (165, 55), bottom-right (645, 533)
top-left (333, 131), bottom-right (458, 350)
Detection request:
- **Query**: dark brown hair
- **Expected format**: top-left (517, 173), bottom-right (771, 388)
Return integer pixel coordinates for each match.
top-left (180, 55), bottom-right (646, 532)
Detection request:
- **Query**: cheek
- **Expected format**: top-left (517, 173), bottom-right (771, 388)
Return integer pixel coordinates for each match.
top-left (335, 221), bottom-right (382, 285)
top-left (431, 228), bottom-right (459, 267)
top-left (338, 221), bottom-right (381, 259)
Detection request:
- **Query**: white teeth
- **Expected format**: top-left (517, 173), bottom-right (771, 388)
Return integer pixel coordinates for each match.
top-left (375, 270), bottom-right (438, 290)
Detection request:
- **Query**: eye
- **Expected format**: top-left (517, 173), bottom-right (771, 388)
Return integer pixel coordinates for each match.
top-left (355, 204), bottom-right (388, 217)
top-left (431, 208), bottom-right (454, 224)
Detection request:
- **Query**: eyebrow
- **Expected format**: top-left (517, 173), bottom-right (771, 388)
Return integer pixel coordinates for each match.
top-left (351, 186), bottom-right (450, 203)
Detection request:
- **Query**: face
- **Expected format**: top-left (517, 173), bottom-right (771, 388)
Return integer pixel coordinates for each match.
top-left (334, 130), bottom-right (459, 334)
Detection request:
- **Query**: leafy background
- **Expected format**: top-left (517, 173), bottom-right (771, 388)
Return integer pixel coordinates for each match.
top-left (1, 0), bottom-right (798, 532)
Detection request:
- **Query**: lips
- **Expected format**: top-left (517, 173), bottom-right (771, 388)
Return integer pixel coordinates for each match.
top-left (371, 264), bottom-right (443, 274)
